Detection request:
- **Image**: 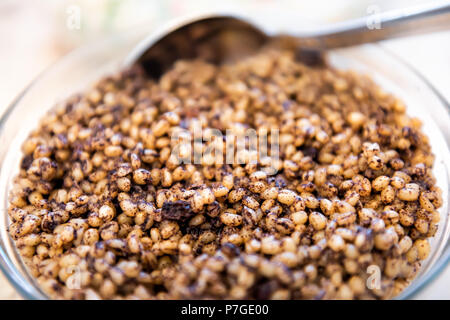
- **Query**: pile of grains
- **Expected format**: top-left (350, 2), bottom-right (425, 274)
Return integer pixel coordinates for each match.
top-left (8, 45), bottom-right (443, 300)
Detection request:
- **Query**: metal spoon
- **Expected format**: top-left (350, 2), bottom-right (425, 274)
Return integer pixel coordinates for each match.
top-left (126, 1), bottom-right (450, 78)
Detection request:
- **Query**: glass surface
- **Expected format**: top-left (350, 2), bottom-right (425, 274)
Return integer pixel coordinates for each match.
top-left (0, 26), bottom-right (448, 300)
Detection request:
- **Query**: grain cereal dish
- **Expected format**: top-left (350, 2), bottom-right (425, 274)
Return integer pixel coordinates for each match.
top-left (7, 44), bottom-right (443, 300)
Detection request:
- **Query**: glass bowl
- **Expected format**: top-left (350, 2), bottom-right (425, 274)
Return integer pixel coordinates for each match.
top-left (0, 25), bottom-right (448, 300)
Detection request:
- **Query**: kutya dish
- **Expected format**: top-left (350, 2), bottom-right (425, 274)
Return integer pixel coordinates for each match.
top-left (4, 38), bottom-right (446, 299)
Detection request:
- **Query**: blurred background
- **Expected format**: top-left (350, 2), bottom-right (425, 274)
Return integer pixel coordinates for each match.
top-left (0, 0), bottom-right (449, 299)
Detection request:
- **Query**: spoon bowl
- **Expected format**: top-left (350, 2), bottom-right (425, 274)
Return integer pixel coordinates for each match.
top-left (126, 15), bottom-right (268, 78)
top-left (126, 2), bottom-right (450, 78)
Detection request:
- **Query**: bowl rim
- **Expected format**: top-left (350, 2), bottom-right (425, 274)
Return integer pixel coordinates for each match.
top-left (377, 44), bottom-right (450, 299)
top-left (0, 29), bottom-right (448, 300)
top-left (0, 68), bottom-right (49, 300)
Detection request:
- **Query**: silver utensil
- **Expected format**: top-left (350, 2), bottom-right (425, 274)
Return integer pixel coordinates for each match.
top-left (126, 1), bottom-right (450, 78)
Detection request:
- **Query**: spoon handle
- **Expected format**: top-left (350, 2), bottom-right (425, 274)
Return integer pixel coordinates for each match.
top-left (296, 1), bottom-right (450, 49)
